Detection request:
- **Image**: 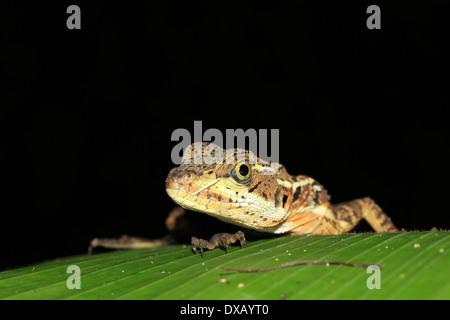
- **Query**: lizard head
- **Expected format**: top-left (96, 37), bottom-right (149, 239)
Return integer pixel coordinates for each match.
top-left (165, 142), bottom-right (293, 233)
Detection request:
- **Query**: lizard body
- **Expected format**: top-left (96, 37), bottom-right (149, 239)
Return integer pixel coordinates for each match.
top-left (166, 143), bottom-right (398, 255)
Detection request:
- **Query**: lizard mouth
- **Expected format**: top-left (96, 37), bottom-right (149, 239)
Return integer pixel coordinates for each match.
top-left (165, 169), bottom-right (286, 232)
top-left (165, 170), bottom-right (248, 209)
top-left (165, 172), bottom-right (255, 227)
top-left (166, 187), bottom-right (288, 233)
top-left (165, 187), bottom-right (255, 227)
top-left (165, 188), bottom-right (249, 213)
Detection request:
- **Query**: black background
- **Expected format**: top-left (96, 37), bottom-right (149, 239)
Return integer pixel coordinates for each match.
top-left (1, 1), bottom-right (448, 270)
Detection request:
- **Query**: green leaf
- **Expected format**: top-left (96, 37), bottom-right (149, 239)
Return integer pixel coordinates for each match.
top-left (1, 231), bottom-right (449, 299)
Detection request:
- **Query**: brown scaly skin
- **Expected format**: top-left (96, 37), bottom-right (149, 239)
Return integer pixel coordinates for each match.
top-left (165, 142), bottom-right (399, 256)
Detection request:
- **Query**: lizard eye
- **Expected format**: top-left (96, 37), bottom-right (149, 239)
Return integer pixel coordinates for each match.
top-left (232, 163), bottom-right (252, 183)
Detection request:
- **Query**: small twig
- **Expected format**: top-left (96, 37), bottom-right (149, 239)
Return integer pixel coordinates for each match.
top-left (221, 260), bottom-right (380, 273)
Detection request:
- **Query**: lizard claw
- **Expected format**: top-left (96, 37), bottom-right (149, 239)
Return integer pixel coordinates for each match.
top-left (191, 237), bottom-right (199, 255)
top-left (218, 235), bottom-right (229, 253)
top-left (190, 231), bottom-right (246, 257)
top-left (199, 243), bottom-right (205, 258)
top-left (223, 241), bottom-right (229, 253)
top-left (236, 231), bottom-right (246, 248)
top-left (191, 237), bottom-right (206, 257)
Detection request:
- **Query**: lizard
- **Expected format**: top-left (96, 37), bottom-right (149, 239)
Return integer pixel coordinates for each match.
top-left (89, 142), bottom-right (399, 257)
top-left (165, 142), bottom-right (399, 257)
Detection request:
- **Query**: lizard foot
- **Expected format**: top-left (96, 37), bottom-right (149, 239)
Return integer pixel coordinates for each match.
top-left (191, 231), bottom-right (246, 257)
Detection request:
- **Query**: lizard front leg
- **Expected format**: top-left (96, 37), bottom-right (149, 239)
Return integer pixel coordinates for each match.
top-left (191, 231), bottom-right (246, 257)
top-left (331, 197), bottom-right (399, 233)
